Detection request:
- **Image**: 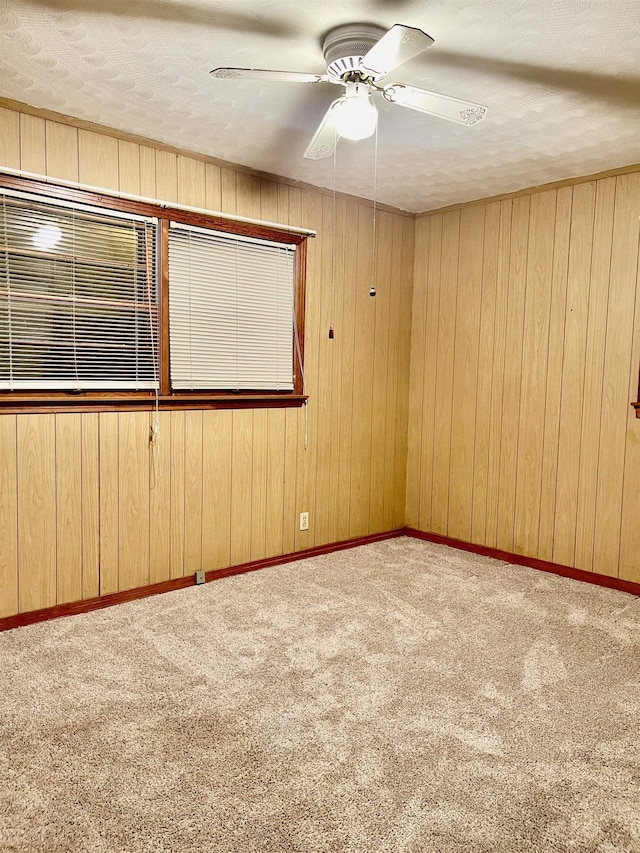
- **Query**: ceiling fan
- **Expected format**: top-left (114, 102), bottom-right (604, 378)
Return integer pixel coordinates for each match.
top-left (210, 23), bottom-right (488, 160)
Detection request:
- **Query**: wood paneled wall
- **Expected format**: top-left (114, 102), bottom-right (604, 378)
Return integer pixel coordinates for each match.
top-left (0, 106), bottom-right (414, 618)
top-left (406, 170), bottom-right (640, 583)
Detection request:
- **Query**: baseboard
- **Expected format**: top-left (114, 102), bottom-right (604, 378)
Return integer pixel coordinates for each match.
top-left (405, 528), bottom-right (640, 597)
top-left (0, 529), bottom-right (405, 633)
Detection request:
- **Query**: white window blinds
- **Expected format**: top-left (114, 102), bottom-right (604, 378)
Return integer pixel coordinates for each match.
top-left (168, 222), bottom-right (296, 391)
top-left (0, 189), bottom-right (158, 391)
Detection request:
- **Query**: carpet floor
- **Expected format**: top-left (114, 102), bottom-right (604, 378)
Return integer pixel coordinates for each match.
top-left (0, 536), bottom-right (639, 852)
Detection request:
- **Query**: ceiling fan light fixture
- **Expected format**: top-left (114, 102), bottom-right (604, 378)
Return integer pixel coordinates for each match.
top-left (333, 83), bottom-right (378, 141)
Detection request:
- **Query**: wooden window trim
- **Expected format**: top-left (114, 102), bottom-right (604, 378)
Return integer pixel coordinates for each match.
top-left (0, 175), bottom-right (308, 413)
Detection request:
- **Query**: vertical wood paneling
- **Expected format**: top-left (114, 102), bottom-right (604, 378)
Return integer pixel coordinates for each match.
top-left (230, 410), bottom-right (253, 566)
top-left (139, 146), bottom-right (157, 198)
top-left (250, 409), bottom-right (268, 560)
top-left (118, 140), bottom-right (140, 195)
top-left (574, 178), bottom-right (616, 570)
top-left (406, 216), bottom-right (429, 527)
top-left (205, 163), bottom-right (222, 210)
top-left (280, 184), bottom-right (299, 555)
top-left (553, 182), bottom-right (596, 566)
top-left (593, 172), bottom-right (640, 576)
top-left (349, 204), bottom-right (376, 537)
top-left (431, 210), bottom-right (459, 535)
top-left (0, 108), bottom-right (20, 168)
top-left (0, 416), bottom-right (18, 618)
top-left (485, 200), bottom-right (512, 548)
top-left (149, 411), bottom-right (171, 584)
top-left (538, 187), bottom-right (572, 561)
top-left (78, 130), bottom-right (118, 190)
top-left (294, 188), bottom-right (321, 551)
top-left (513, 190), bottom-right (556, 557)
top-left (177, 156), bottom-right (206, 208)
top-left (282, 406), bottom-right (298, 555)
top-left (99, 412), bottom-right (119, 594)
top-left (19, 113), bottom-right (46, 174)
top-left (155, 151), bottom-right (178, 202)
top-left (448, 205), bottom-right (484, 541)
top-left (183, 411), bottom-right (203, 575)
top-left (201, 409), bottom-right (233, 570)
top-left (417, 214), bottom-right (443, 531)
top-left (393, 216), bottom-right (415, 529)
top-left (619, 209), bottom-right (640, 584)
top-left (81, 413), bottom-right (100, 599)
top-left (336, 197), bottom-right (356, 543)
top-left (118, 413), bottom-right (150, 591)
top-left (370, 210), bottom-right (393, 532)
top-left (264, 409), bottom-right (286, 559)
top-left (313, 195), bottom-right (336, 544)
top-left (169, 411), bottom-right (186, 579)
top-left (496, 197), bottom-right (530, 552)
top-left (17, 415), bottom-right (56, 613)
top-left (409, 168), bottom-right (639, 586)
top-left (382, 213), bottom-right (402, 530)
top-left (0, 107), bottom-right (416, 618)
top-left (45, 121), bottom-right (78, 182)
top-left (55, 414), bottom-right (83, 604)
top-left (471, 201), bottom-right (500, 544)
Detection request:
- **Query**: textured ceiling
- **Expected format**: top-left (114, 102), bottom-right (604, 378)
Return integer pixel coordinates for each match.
top-left (1, 0), bottom-right (639, 212)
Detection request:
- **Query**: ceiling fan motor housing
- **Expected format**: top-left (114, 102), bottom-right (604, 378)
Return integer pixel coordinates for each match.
top-left (322, 23), bottom-right (386, 82)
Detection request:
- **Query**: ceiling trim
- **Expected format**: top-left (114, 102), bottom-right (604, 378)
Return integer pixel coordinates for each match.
top-left (417, 161), bottom-right (640, 218)
top-left (0, 96), bottom-right (415, 218)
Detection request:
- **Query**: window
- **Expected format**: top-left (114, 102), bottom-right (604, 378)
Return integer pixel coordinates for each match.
top-left (0, 175), bottom-right (307, 411)
top-left (168, 222), bottom-right (296, 392)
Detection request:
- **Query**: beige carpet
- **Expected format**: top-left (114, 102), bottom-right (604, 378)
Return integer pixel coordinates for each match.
top-left (0, 536), bottom-right (639, 852)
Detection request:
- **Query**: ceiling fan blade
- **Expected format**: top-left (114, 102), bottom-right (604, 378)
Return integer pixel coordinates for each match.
top-left (211, 68), bottom-right (328, 84)
top-left (383, 84), bottom-right (487, 125)
top-left (359, 24), bottom-right (434, 81)
top-left (31, 0), bottom-right (290, 36)
top-left (426, 50), bottom-right (640, 109)
top-left (303, 100), bottom-right (342, 160)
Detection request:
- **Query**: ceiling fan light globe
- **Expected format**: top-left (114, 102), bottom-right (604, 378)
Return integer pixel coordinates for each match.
top-left (333, 96), bottom-right (378, 140)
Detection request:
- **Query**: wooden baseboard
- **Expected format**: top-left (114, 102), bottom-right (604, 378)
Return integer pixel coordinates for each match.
top-left (405, 528), bottom-right (640, 596)
top-left (0, 529), bottom-right (404, 632)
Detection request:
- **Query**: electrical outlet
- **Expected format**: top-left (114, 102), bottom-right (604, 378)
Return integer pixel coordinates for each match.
top-left (299, 512), bottom-right (309, 531)
top-left (195, 570), bottom-right (205, 585)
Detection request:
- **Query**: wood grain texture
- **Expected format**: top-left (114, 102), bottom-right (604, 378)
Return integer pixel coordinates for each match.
top-left (45, 121), bottom-right (78, 182)
top-left (0, 416), bottom-right (18, 618)
top-left (496, 196), bottom-right (530, 553)
top-left (553, 183), bottom-right (595, 567)
top-left (537, 187), bottom-right (572, 562)
top-left (81, 413), bottom-right (100, 599)
top-left (471, 202), bottom-right (500, 544)
top-left (513, 190), bottom-right (555, 557)
top-left (17, 415), bottom-right (57, 612)
top-left (409, 170), bottom-right (640, 584)
top-left (430, 210), bottom-right (459, 536)
top-left (0, 108), bottom-right (20, 168)
top-left (592, 173), bottom-right (640, 576)
top-left (149, 411), bottom-right (171, 584)
top-left (448, 205), bottom-right (483, 542)
top-left (230, 409), bottom-right (253, 566)
top-left (99, 412), bottom-right (119, 594)
top-left (79, 130), bottom-right (118, 191)
top-left (19, 113), bottom-right (46, 174)
top-left (349, 204), bottom-right (376, 537)
top-left (55, 414), bottom-right (83, 605)
top-left (118, 412), bottom-right (150, 591)
top-left (393, 216), bottom-right (415, 530)
top-left (169, 411), bottom-right (186, 579)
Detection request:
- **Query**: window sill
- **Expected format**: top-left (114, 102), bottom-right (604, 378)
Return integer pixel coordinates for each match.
top-left (0, 393), bottom-right (308, 414)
